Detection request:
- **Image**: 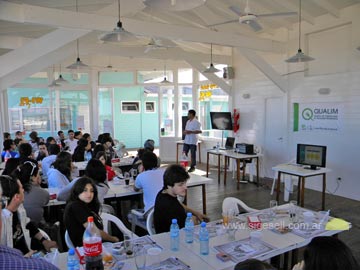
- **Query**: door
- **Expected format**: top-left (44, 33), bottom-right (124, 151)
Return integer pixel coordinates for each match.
top-left (264, 97), bottom-right (286, 177)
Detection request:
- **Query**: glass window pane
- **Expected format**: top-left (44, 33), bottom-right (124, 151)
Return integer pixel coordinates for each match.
top-left (20, 72), bottom-right (48, 84)
top-left (99, 71), bottom-right (134, 84)
top-left (137, 70), bottom-right (173, 83)
top-left (99, 88), bottom-right (113, 134)
top-left (53, 72), bottom-right (89, 84)
top-left (178, 68), bottom-right (192, 83)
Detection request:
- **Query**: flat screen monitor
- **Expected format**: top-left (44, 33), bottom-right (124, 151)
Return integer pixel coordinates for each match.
top-left (210, 112), bottom-right (233, 130)
top-left (296, 144), bottom-right (327, 170)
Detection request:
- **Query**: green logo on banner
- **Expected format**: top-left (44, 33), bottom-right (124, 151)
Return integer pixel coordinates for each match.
top-left (302, 108), bottom-right (313, 120)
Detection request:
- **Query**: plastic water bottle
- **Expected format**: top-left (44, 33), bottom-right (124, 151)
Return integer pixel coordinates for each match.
top-left (83, 216), bottom-right (104, 270)
top-left (67, 248), bottom-right (80, 270)
top-left (199, 222), bottom-right (209, 255)
top-left (180, 152), bottom-right (188, 169)
top-left (184, 212), bottom-right (194, 243)
top-left (4, 150), bottom-right (11, 163)
top-left (170, 219), bottom-right (180, 251)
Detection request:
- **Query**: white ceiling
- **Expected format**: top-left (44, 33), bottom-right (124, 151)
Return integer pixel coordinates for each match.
top-left (0, 0), bottom-right (359, 87)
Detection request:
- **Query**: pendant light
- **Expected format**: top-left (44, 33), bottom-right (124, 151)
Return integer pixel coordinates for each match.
top-left (143, 0), bottom-right (206, 11)
top-left (99, 0), bottom-right (133, 42)
top-left (67, 0), bottom-right (88, 71)
top-left (285, 0), bottom-right (314, 63)
top-left (161, 62), bottom-right (172, 84)
top-left (204, 43), bottom-right (220, 73)
top-left (55, 65), bottom-right (69, 84)
top-left (48, 65), bottom-right (61, 87)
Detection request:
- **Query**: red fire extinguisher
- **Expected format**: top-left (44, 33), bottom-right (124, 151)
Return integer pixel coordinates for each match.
top-left (233, 109), bottom-right (240, 133)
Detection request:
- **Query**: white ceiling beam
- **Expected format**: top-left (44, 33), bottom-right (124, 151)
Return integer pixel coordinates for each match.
top-left (238, 48), bottom-right (287, 93)
top-left (0, 1), bottom-right (285, 53)
top-left (315, 0), bottom-right (340, 18)
top-left (272, 0), bottom-right (315, 25)
top-left (0, 27), bottom-right (90, 78)
top-left (0, 44), bottom-right (74, 91)
top-left (0, 35), bottom-right (32, 49)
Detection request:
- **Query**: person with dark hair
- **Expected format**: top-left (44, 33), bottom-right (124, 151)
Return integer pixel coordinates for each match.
top-left (132, 148), bottom-right (146, 174)
top-left (63, 177), bottom-right (119, 247)
top-left (3, 132), bottom-right (11, 141)
top-left (74, 131), bottom-right (82, 140)
top-left (83, 133), bottom-right (96, 149)
top-left (11, 161), bottom-right (49, 226)
top-left (0, 182), bottom-right (59, 270)
top-left (58, 159), bottom-right (109, 202)
top-left (1, 139), bottom-right (18, 162)
top-left (47, 151), bottom-right (72, 189)
top-left (143, 139), bottom-right (161, 167)
top-left (292, 236), bottom-right (359, 270)
top-left (64, 130), bottom-right (78, 154)
top-left (182, 109), bottom-right (202, 173)
top-left (1, 158), bottom-right (20, 176)
top-left (102, 136), bottom-right (117, 166)
top-left (28, 131), bottom-right (39, 153)
top-left (134, 152), bottom-right (164, 212)
top-left (18, 143), bottom-right (37, 165)
top-left (234, 259), bottom-right (276, 270)
top-left (154, 164), bottom-right (208, 233)
top-left (95, 151), bottom-right (119, 181)
top-left (14, 131), bottom-right (25, 147)
top-left (56, 130), bottom-right (65, 148)
top-left (35, 142), bottom-right (48, 161)
top-left (72, 138), bottom-right (92, 162)
top-left (0, 175), bottom-right (57, 255)
top-left (45, 136), bottom-right (56, 147)
top-left (93, 144), bottom-right (105, 158)
top-left (41, 144), bottom-right (60, 182)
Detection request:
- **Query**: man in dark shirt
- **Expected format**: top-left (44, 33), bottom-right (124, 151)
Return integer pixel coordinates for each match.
top-left (153, 164), bottom-right (209, 234)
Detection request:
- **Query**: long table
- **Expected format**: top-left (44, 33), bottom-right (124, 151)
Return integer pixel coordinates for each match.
top-left (55, 204), bottom-right (347, 270)
top-left (206, 149), bottom-right (260, 188)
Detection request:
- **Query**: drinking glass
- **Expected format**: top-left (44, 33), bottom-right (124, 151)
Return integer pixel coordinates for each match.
top-left (289, 200), bottom-right (298, 223)
top-left (123, 235), bottom-right (133, 257)
top-left (134, 245), bottom-right (146, 270)
top-left (269, 200), bottom-right (278, 219)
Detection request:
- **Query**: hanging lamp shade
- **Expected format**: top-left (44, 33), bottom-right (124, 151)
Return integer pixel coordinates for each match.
top-left (143, 0), bottom-right (206, 11)
top-left (204, 43), bottom-right (220, 73)
top-left (48, 80), bottom-right (61, 88)
top-left (161, 63), bottom-right (172, 84)
top-left (285, 0), bottom-right (314, 63)
top-left (99, 0), bottom-right (133, 43)
top-left (55, 74), bottom-right (69, 84)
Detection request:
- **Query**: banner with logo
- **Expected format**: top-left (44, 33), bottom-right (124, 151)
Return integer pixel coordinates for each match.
top-left (293, 102), bottom-right (343, 132)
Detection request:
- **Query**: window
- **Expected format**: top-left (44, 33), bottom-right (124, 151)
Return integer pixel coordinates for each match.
top-left (121, 101), bottom-right (140, 113)
top-left (145, 101), bottom-right (156, 113)
top-left (98, 88), bottom-right (114, 134)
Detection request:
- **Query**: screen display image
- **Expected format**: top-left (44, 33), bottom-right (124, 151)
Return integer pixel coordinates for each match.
top-left (210, 112), bottom-right (233, 130)
top-left (296, 144), bottom-right (327, 170)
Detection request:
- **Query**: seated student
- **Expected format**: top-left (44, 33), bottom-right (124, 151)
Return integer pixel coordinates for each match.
top-left (143, 139), bottom-right (161, 167)
top-left (58, 159), bottom-right (109, 203)
top-left (102, 136), bottom-right (117, 166)
top-left (72, 138), bottom-right (92, 162)
top-left (292, 236), bottom-right (359, 270)
top-left (12, 162), bottom-right (49, 226)
top-left (47, 151), bottom-right (72, 189)
top-left (95, 151), bottom-right (119, 181)
top-left (1, 139), bottom-right (18, 162)
top-left (0, 184), bottom-right (59, 270)
top-left (63, 177), bottom-right (119, 247)
top-left (64, 130), bottom-right (78, 154)
top-left (18, 143), bottom-right (37, 165)
top-left (0, 175), bottom-right (57, 255)
top-left (154, 164), bottom-right (209, 234)
top-left (28, 131), bottom-right (40, 153)
top-left (56, 130), bottom-right (65, 149)
top-left (35, 142), bottom-right (48, 161)
top-left (234, 259), bottom-right (276, 270)
top-left (1, 158), bottom-right (20, 176)
top-left (132, 148), bottom-right (146, 175)
top-left (3, 132), bottom-right (11, 141)
top-left (134, 151), bottom-right (164, 212)
top-left (83, 133), bottom-right (96, 149)
top-left (41, 144), bottom-right (60, 181)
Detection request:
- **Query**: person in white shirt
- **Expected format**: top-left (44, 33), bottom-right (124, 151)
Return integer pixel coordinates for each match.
top-left (183, 110), bottom-right (202, 172)
top-left (64, 130), bottom-right (78, 154)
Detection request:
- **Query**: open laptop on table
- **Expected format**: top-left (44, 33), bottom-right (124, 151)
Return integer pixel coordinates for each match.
top-left (219, 137), bottom-right (235, 150)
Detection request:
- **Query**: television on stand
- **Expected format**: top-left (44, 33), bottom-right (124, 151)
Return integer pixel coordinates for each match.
top-left (210, 112), bottom-right (233, 147)
top-left (296, 144), bottom-right (327, 170)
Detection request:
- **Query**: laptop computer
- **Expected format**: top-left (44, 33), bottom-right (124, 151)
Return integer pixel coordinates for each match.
top-left (219, 137), bottom-right (235, 150)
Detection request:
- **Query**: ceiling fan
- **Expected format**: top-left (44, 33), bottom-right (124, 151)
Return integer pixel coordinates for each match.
top-left (144, 38), bottom-right (176, 53)
top-left (208, 0), bottom-right (297, 32)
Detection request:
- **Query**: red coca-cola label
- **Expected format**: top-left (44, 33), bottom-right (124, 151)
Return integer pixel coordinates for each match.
top-left (180, 160), bottom-right (188, 168)
top-left (83, 241), bottom-right (102, 257)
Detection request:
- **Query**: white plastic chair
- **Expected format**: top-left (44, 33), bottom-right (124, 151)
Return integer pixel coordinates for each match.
top-left (100, 212), bottom-right (137, 238)
top-left (270, 159), bottom-right (297, 201)
top-left (65, 230), bottom-right (74, 249)
top-left (130, 206), bottom-right (154, 233)
top-left (222, 197), bottom-right (258, 215)
top-left (146, 208), bottom-right (156, 235)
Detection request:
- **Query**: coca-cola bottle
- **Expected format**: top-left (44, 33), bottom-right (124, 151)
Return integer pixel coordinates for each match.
top-left (83, 216), bottom-right (104, 270)
top-left (180, 152), bottom-right (188, 169)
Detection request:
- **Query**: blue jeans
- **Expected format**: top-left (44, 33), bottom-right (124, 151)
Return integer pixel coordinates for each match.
top-left (183, 143), bottom-right (197, 168)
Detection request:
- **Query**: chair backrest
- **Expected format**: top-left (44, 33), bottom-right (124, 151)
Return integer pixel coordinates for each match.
top-left (146, 208), bottom-right (156, 235)
top-left (222, 197), bottom-right (257, 215)
top-left (65, 230), bottom-right (74, 249)
top-left (100, 212), bottom-right (136, 238)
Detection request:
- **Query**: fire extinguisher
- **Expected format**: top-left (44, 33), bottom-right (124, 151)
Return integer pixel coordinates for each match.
top-left (233, 109), bottom-right (240, 133)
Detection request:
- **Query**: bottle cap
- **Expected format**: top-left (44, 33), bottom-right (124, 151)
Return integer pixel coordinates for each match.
top-left (201, 221), bottom-right (206, 227)
top-left (87, 216), bottom-right (94, 222)
top-left (68, 248), bottom-right (75, 255)
top-left (187, 212), bottom-right (192, 217)
top-left (172, 219), bottom-right (177, 224)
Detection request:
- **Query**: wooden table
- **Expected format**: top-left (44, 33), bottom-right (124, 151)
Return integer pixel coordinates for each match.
top-left (176, 140), bottom-right (201, 164)
top-left (206, 149), bottom-right (225, 184)
top-left (272, 164), bottom-right (331, 210)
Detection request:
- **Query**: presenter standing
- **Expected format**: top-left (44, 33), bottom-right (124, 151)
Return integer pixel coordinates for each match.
top-left (183, 110), bottom-right (202, 172)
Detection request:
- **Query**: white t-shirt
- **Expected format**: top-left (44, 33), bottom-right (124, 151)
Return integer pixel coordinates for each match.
top-left (184, 118), bottom-right (201, 145)
top-left (135, 168), bottom-right (165, 212)
top-left (64, 138), bottom-right (78, 154)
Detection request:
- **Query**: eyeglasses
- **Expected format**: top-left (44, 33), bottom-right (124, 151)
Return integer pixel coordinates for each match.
top-left (23, 161), bottom-right (37, 176)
